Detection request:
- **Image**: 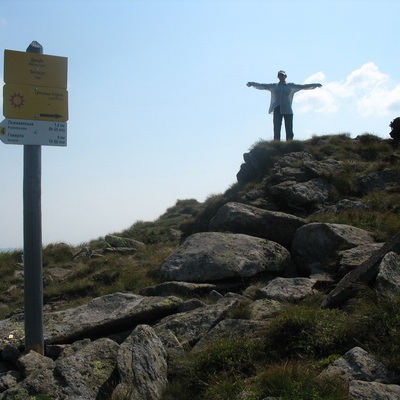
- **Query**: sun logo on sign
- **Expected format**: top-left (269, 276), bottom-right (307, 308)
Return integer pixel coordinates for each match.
top-left (9, 92), bottom-right (25, 108)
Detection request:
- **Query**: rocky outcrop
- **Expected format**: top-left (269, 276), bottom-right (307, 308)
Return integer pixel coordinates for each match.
top-left (0, 137), bottom-right (399, 399)
top-left (0, 227), bottom-right (398, 399)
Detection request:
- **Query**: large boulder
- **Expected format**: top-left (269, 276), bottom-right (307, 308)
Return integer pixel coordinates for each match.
top-left (113, 325), bottom-right (167, 400)
top-left (209, 202), bottom-right (306, 249)
top-left (157, 232), bottom-right (291, 283)
top-left (291, 223), bottom-right (376, 275)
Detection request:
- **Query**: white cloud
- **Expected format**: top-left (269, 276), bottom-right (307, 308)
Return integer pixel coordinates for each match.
top-left (294, 63), bottom-right (400, 117)
top-left (357, 85), bottom-right (400, 117)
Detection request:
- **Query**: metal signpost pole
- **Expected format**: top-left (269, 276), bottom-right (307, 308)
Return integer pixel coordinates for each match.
top-left (23, 41), bottom-right (44, 355)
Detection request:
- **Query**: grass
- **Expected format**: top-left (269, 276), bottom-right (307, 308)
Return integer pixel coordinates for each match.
top-left (0, 241), bottom-right (175, 319)
top-left (251, 362), bottom-right (349, 400)
top-left (163, 289), bottom-right (400, 399)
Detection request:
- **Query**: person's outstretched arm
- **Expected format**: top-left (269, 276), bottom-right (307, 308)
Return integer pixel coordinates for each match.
top-left (294, 83), bottom-right (322, 90)
top-left (246, 82), bottom-right (274, 90)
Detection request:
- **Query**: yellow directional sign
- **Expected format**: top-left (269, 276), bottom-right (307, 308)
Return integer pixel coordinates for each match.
top-left (3, 83), bottom-right (68, 122)
top-left (4, 50), bottom-right (67, 88)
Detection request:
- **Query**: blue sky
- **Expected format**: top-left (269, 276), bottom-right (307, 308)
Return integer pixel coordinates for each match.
top-left (1, 0), bottom-right (399, 249)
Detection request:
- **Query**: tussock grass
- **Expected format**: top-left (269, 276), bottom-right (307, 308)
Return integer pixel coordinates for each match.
top-left (251, 362), bottom-right (349, 400)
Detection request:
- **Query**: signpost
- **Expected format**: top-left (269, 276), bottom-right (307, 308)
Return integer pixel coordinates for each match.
top-left (1, 41), bottom-right (68, 355)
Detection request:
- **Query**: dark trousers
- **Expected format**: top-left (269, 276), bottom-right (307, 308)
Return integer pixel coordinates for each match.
top-left (273, 106), bottom-right (294, 141)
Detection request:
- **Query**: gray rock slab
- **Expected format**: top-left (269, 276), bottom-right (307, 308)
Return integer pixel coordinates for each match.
top-left (209, 201), bottom-right (306, 248)
top-left (257, 277), bottom-right (317, 302)
top-left (154, 296), bottom-right (243, 348)
top-left (158, 232), bottom-right (291, 283)
top-left (114, 325), bottom-right (167, 400)
top-left (292, 222), bottom-right (376, 275)
top-left (0, 293), bottom-right (183, 348)
top-left (349, 380), bottom-right (400, 400)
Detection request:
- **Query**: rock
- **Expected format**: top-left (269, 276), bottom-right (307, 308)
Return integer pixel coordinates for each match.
top-left (55, 338), bottom-right (120, 400)
top-left (338, 243), bottom-right (384, 276)
top-left (0, 338), bottom-right (120, 399)
top-left (292, 222), bottom-right (376, 275)
top-left (105, 234), bottom-right (145, 251)
top-left (313, 199), bottom-right (368, 215)
top-left (321, 347), bottom-right (397, 383)
top-left (140, 281), bottom-right (217, 297)
top-left (208, 290), bottom-right (223, 301)
top-left (0, 293), bottom-right (183, 348)
top-left (257, 277), bottom-right (317, 302)
top-left (356, 169), bottom-right (400, 194)
top-left (268, 152), bottom-right (342, 184)
top-left (248, 299), bottom-right (282, 320)
top-left (375, 251), bottom-right (400, 295)
top-left (322, 232), bottom-right (400, 308)
top-left (16, 351), bottom-right (55, 378)
top-left (192, 318), bottom-right (269, 351)
top-left (269, 179), bottom-right (330, 211)
top-left (1, 345), bottom-right (21, 366)
top-left (177, 299), bottom-right (205, 313)
top-left (348, 380), bottom-right (400, 400)
top-left (158, 232), bottom-right (291, 283)
top-left (209, 202), bottom-right (306, 248)
top-left (113, 325), bottom-right (167, 400)
top-left (236, 146), bottom-right (277, 183)
top-left (0, 367), bottom-right (57, 400)
top-left (154, 296), bottom-right (243, 348)
top-left (0, 370), bottom-right (21, 392)
top-left (45, 293), bottom-right (182, 344)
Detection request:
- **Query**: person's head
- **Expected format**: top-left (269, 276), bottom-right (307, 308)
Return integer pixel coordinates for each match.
top-left (277, 70), bottom-right (287, 82)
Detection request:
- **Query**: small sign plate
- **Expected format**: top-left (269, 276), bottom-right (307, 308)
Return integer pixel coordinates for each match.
top-left (0, 118), bottom-right (67, 146)
top-left (3, 83), bottom-right (68, 122)
top-left (4, 49), bottom-right (68, 88)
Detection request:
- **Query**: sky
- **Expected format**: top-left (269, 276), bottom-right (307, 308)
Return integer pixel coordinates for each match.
top-left (1, 0), bottom-right (399, 249)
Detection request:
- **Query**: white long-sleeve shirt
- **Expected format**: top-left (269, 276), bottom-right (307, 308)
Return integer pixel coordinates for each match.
top-left (249, 82), bottom-right (321, 114)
